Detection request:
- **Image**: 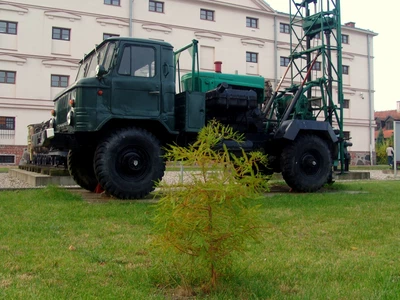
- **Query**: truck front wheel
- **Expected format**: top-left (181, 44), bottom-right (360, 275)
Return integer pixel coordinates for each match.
top-left (94, 127), bottom-right (165, 199)
top-left (67, 148), bottom-right (98, 192)
top-left (280, 134), bottom-right (331, 192)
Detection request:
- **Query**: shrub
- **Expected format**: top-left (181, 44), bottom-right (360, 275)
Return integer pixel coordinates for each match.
top-left (375, 136), bottom-right (393, 165)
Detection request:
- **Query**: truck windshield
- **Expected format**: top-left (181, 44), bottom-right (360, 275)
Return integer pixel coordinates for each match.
top-left (76, 41), bottom-right (116, 80)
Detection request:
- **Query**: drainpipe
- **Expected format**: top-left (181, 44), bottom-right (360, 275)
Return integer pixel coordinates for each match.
top-left (274, 15), bottom-right (278, 88)
top-left (367, 34), bottom-right (373, 164)
top-left (129, 0), bottom-right (134, 37)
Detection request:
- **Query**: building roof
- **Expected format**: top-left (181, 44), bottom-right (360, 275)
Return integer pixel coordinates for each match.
top-left (375, 110), bottom-right (400, 121)
top-left (375, 129), bottom-right (393, 139)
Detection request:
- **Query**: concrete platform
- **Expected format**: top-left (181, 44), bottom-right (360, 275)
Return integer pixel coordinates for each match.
top-left (333, 171), bottom-right (370, 180)
top-left (18, 164), bottom-right (70, 176)
top-left (382, 169), bottom-right (398, 174)
top-left (9, 168), bottom-right (76, 187)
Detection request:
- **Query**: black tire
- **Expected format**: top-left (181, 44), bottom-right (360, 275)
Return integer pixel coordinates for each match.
top-left (67, 148), bottom-right (98, 192)
top-left (94, 127), bottom-right (165, 199)
top-left (280, 134), bottom-right (331, 192)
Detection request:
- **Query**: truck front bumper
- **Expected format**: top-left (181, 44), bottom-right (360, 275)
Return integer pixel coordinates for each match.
top-left (31, 128), bottom-right (55, 148)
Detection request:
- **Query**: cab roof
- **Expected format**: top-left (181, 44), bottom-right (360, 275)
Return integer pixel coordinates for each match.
top-left (79, 37), bottom-right (173, 63)
top-left (104, 37), bottom-right (173, 48)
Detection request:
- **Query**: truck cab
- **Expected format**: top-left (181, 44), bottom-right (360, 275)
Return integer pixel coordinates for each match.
top-left (35, 38), bottom-right (177, 150)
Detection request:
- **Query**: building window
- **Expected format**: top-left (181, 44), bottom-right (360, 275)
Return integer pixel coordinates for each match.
top-left (104, 0), bottom-right (120, 6)
top-left (280, 56), bottom-right (290, 67)
top-left (52, 27), bottom-right (70, 41)
top-left (200, 9), bottom-right (214, 21)
top-left (0, 70), bottom-right (16, 84)
top-left (343, 99), bottom-right (350, 109)
top-left (246, 17), bottom-right (258, 28)
top-left (342, 34), bottom-right (349, 44)
top-left (51, 75), bottom-right (69, 88)
top-left (0, 116), bottom-right (15, 130)
top-left (343, 65), bottom-right (349, 75)
top-left (149, 0), bottom-right (164, 13)
top-left (343, 131), bottom-right (350, 140)
top-left (246, 52), bottom-right (258, 63)
top-left (312, 61), bottom-right (321, 71)
top-left (103, 33), bottom-right (120, 40)
top-left (310, 99), bottom-right (322, 107)
top-left (0, 155), bottom-right (15, 164)
top-left (0, 116), bottom-right (15, 140)
top-left (0, 21), bottom-right (17, 35)
top-left (280, 23), bottom-right (290, 34)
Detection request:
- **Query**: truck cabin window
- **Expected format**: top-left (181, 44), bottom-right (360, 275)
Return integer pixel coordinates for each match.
top-left (118, 45), bottom-right (155, 78)
top-left (76, 42), bottom-right (116, 80)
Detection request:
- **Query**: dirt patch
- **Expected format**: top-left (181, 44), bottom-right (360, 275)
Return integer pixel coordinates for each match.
top-left (66, 188), bottom-right (158, 203)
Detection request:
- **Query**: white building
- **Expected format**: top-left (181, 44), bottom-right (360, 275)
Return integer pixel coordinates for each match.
top-left (0, 0), bottom-right (377, 165)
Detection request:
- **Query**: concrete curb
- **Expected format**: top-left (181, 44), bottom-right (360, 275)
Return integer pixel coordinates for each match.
top-left (9, 169), bottom-right (76, 187)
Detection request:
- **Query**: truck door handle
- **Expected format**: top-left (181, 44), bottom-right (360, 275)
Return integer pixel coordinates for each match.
top-left (149, 91), bottom-right (160, 95)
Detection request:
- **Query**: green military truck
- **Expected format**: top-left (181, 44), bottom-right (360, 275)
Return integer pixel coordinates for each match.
top-left (31, 37), bottom-right (346, 199)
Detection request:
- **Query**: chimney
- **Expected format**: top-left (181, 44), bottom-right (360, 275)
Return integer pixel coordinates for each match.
top-left (214, 61), bottom-right (222, 73)
top-left (345, 22), bottom-right (355, 28)
top-left (397, 101), bottom-right (400, 113)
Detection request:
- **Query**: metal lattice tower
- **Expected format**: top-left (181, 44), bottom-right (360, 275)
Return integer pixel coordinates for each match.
top-left (289, 0), bottom-right (346, 171)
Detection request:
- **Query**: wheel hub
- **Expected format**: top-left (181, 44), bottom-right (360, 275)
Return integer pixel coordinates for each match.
top-left (128, 155), bottom-right (140, 170)
top-left (121, 151), bottom-right (146, 173)
top-left (300, 153), bottom-right (319, 175)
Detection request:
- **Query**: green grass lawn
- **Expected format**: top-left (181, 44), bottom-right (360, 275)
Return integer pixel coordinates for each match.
top-left (0, 167), bottom-right (10, 173)
top-left (1, 182), bottom-right (400, 299)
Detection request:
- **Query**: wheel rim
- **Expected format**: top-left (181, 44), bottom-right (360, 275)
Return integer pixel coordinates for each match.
top-left (299, 150), bottom-right (321, 176)
top-left (117, 146), bottom-right (150, 180)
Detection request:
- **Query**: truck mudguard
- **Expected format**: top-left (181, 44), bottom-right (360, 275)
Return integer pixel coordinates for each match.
top-left (274, 119), bottom-right (338, 143)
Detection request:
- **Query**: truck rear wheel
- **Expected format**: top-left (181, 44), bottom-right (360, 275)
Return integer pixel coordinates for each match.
top-left (94, 127), bottom-right (165, 199)
top-left (67, 148), bottom-right (98, 192)
top-left (281, 134), bottom-right (331, 192)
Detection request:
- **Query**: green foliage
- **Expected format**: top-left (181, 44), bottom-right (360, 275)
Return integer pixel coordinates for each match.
top-left (376, 143), bottom-right (387, 165)
top-left (376, 128), bottom-right (385, 145)
top-left (152, 120), bottom-right (269, 291)
top-left (375, 135), bottom-right (394, 165)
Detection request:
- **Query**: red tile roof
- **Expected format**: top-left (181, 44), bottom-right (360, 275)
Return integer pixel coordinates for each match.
top-left (374, 110), bottom-right (400, 120)
top-left (375, 129), bottom-right (394, 139)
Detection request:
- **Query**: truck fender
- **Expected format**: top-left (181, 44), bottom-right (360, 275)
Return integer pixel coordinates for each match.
top-left (274, 119), bottom-right (338, 143)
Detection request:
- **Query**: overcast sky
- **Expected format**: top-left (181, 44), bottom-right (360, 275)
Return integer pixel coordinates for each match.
top-left (264, 0), bottom-right (399, 111)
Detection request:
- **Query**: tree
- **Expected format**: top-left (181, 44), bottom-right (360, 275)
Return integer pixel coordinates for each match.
top-left (376, 128), bottom-right (384, 145)
top-left (151, 120), bottom-right (269, 292)
top-left (375, 133), bottom-right (394, 165)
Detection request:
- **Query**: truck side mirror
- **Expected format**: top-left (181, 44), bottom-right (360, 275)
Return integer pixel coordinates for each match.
top-left (96, 65), bottom-right (107, 78)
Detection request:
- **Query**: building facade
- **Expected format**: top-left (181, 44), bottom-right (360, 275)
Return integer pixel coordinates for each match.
top-left (0, 0), bottom-right (377, 165)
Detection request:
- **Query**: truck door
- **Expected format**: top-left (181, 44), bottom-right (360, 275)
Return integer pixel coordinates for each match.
top-left (111, 43), bottom-right (161, 117)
